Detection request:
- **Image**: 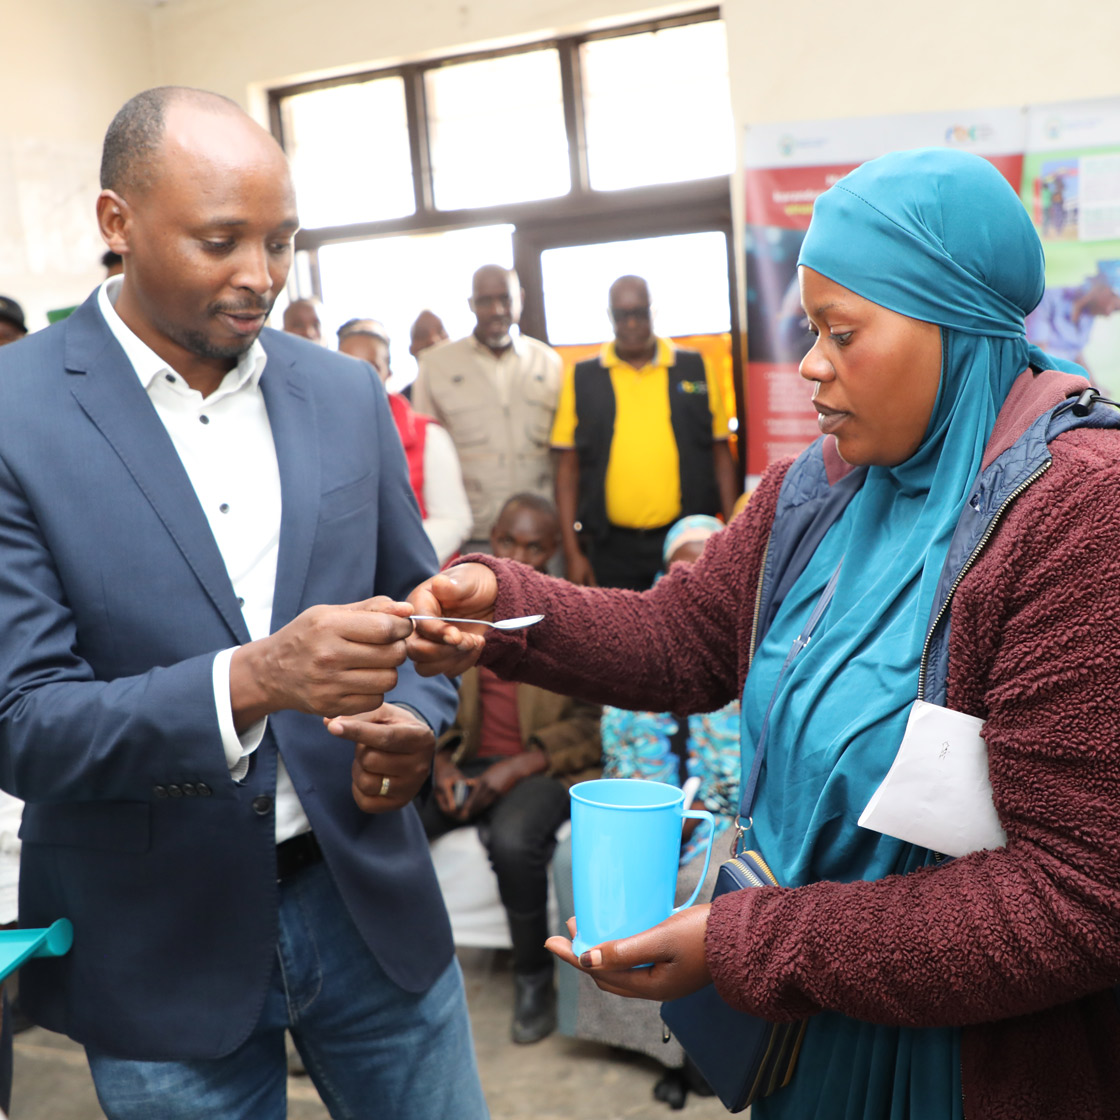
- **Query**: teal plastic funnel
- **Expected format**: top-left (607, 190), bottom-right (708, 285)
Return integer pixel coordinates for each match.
top-left (0, 920), bottom-right (72, 982)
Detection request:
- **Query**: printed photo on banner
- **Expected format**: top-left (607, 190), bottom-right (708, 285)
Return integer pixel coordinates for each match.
top-left (1021, 100), bottom-right (1120, 396)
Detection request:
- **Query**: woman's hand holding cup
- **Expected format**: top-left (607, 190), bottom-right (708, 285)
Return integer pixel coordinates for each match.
top-left (545, 906), bottom-right (713, 1003)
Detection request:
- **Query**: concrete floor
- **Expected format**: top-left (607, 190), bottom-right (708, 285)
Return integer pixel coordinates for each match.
top-left (8, 949), bottom-right (733, 1119)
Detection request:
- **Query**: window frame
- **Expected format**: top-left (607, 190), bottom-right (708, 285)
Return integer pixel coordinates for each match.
top-left (268, 7), bottom-right (728, 245)
top-left (268, 7), bottom-right (744, 477)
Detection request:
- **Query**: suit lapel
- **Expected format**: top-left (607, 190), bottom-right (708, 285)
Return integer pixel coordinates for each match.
top-left (260, 343), bottom-right (321, 631)
top-left (64, 296), bottom-right (251, 644)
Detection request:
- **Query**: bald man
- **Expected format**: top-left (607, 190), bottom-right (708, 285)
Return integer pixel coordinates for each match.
top-left (281, 297), bottom-right (322, 343)
top-left (412, 266), bottom-right (561, 553)
top-left (0, 86), bottom-right (485, 1119)
top-left (408, 309), bottom-right (448, 359)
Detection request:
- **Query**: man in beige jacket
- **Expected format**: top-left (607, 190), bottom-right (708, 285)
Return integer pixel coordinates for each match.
top-left (412, 267), bottom-right (561, 553)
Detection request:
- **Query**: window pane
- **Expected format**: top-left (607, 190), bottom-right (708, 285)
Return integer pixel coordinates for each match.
top-left (540, 232), bottom-right (730, 345)
top-left (582, 22), bottom-right (734, 192)
top-left (426, 51), bottom-right (570, 210)
top-left (316, 224), bottom-right (515, 390)
top-left (281, 79), bottom-right (415, 228)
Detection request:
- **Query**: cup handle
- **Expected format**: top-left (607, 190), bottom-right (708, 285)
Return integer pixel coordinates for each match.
top-left (671, 809), bottom-right (716, 912)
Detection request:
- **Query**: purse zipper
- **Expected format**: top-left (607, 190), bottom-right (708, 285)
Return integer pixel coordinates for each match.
top-left (916, 459), bottom-right (1051, 1120)
top-left (748, 531), bottom-right (773, 671)
top-left (917, 460), bottom-right (1050, 703)
top-left (726, 852), bottom-right (780, 888)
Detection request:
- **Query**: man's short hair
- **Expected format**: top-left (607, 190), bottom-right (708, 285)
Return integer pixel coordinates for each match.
top-left (496, 492), bottom-right (558, 527)
top-left (0, 297), bottom-right (27, 336)
top-left (100, 86), bottom-right (241, 197)
top-left (337, 318), bottom-right (390, 344)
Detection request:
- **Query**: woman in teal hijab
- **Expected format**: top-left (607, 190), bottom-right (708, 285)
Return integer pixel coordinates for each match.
top-left (409, 148), bottom-right (1120, 1118)
top-left (736, 148), bottom-right (1061, 1120)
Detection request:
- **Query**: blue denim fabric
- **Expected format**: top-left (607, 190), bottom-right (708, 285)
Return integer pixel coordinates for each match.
top-left (86, 859), bottom-right (488, 1120)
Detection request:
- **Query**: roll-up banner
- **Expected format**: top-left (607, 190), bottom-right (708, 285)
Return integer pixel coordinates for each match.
top-left (742, 108), bottom-right (1027, 485)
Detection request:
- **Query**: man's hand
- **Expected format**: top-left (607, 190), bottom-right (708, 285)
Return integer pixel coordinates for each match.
top-left (462, 752), bottom-right (545, 817)
top-left (406, 564), bottom-right (498, 677)
top-left (564, 550), bottom-right (597, 587)
top-left (230, 597), bottom-right (414, 730)
top-left (328, 702), bottom-right (437, 814)
top-left (431, 750), bottom-right (470, 818)
top-left (545, 905), bottom-right (712, 1002)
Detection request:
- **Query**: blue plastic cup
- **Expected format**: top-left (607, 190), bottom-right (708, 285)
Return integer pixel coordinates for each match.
top-left (569, 778), bottom-right (715, 957)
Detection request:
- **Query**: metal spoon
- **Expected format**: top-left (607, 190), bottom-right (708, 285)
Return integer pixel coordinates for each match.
top-left (409, 613), bottom-right (544, 631)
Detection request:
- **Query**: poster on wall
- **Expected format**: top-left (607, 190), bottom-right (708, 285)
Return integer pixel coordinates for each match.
top-left (742, 108), bottom-right (1027, 484)
top-left (1021, 98), bottom-right (1120, 396)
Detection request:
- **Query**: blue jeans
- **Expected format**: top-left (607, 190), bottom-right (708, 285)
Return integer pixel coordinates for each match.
top-left (86, 859), bottom-right (488, 1120)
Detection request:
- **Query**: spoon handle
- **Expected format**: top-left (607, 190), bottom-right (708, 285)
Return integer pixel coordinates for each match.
top-left (409, 614), bottom-right (497, 628)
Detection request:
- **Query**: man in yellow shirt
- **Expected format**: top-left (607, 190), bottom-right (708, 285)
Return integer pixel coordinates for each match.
top-left (551, 275), bottom-right (738, 588)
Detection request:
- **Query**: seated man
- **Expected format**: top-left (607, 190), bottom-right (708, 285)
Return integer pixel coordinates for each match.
top-left (418, 493), bottom-right (601, 1044)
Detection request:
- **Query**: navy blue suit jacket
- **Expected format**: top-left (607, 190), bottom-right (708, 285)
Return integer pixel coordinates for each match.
top-left (0, 293), bottom-right (458, 1060)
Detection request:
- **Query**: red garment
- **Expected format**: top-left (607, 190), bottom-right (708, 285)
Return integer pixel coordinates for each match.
top-left (470, 371), bottom-right (1120, 1119)
top-left (476, 666), bottom-right (523, 757)
top-left (388, 393), bottom-right (429, 517)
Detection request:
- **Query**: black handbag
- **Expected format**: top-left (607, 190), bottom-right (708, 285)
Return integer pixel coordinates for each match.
top-left (660, 850), bottom-right (807, 1111)
top-left (659, 562), bottom-right (840, 1112)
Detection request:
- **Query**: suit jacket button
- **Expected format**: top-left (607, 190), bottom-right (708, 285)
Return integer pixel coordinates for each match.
top-left (153, 785), bottom-right (168, 798)
top-left (252, 795), bottom-right (273, 815)
top-left (197, 783), bottom-right (212, 797)
top-left (182, 783), bottom-right (197, 797)
top-left (167, 784), bottom-right (183, 798)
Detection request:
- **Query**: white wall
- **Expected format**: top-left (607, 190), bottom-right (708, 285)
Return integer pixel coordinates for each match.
top-left (150, 0), bottom-right (710, 113)
top-left (0, 0), bottom-right (156, 330)
top-left (6, 0), bottom-right (1120, 329)
top-left (154, 0), bottom-right (1120, 127)
top-left (722, 0), bottom-right (1120, 126)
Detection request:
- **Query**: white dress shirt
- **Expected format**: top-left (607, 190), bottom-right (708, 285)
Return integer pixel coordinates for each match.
top-left (420, 423), bottom-right (473, 563)
top-left (98, 278), bottom-right (310, 842)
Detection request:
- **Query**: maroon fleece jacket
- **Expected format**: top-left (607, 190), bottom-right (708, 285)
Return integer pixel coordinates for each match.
top-left (471, 370), bottom-right (1120, 1118)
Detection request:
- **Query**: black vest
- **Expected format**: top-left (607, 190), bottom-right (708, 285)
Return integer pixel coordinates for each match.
top-left (572, 347), bottom-right (720, 540)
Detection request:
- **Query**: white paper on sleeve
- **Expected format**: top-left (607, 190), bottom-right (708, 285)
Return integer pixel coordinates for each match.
top-left (859, 700), bottom-right (1007, 858)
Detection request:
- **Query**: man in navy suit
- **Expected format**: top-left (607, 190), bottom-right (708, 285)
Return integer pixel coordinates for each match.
top-left (0, 86), bottom-right (488, 1119)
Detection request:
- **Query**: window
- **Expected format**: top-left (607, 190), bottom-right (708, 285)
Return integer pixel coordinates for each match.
top-left (271, 9), bottom-right (731, 229)
top-left (316, 225), bottom-right (514, 390)
top-left (269, 8), bottom-right (741, 460)
top-left (581, 22), bottom-right (735, 191)
top-left (540, 232), bottom-right (731, 345)
top-left (280, 77), bottom-right (415, 228)
top-left (426, 50), bottom-right (570, 210)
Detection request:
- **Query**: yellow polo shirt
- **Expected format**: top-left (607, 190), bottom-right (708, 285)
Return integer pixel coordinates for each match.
top-left (551, 339), bottom-right (729, 530)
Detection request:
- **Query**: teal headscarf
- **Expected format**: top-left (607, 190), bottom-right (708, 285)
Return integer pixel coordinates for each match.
top-left (745, 147), bottom-right (1077, 1120)
top-left (746, 147), bottom-right (1075, 888)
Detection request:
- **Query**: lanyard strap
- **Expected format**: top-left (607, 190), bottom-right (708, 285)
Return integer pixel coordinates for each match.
top-left (736, 560), bottom-right (842, 844)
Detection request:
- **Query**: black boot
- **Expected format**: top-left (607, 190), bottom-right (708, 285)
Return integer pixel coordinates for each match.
top-left (511, 965), bottom-right (557, 1045)
top-left (653, 1067), bottom-right (689, 1110)
top-left (505, 907), bottom-right (556, 1043)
